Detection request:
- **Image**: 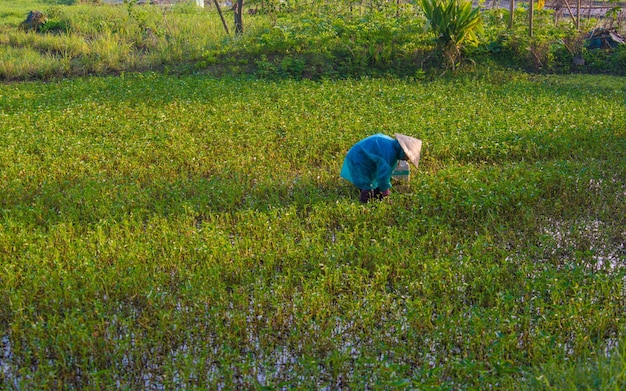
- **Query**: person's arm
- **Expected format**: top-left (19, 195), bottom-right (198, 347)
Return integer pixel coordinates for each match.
top-left (374, 158), bottom-right (394, 191)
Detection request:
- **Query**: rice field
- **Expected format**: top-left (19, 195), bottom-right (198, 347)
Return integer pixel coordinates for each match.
top-left (0, 70), bottom-right (625, 389)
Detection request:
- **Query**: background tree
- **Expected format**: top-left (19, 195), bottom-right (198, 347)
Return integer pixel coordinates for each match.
top-left (233, 0), bottom-right (244, 34)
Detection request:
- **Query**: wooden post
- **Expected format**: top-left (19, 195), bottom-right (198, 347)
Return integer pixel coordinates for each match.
top-left (562, 0), bottom-right (580, 26)
top-left (213, 0), bottom-right (229, 35)
top-left (529, 0), bottom-right (534, 37)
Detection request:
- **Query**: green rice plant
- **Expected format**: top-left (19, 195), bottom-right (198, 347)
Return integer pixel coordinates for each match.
top-left (520, 336), bottom-right (626, 390)
top-left (0, 69), bottom-right (625, 388)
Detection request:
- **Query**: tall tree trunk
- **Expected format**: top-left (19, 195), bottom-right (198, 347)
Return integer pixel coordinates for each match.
top-left (234, 0), bottom-right (244, 35)
top-left (508, 0), bottom-right (515, 29)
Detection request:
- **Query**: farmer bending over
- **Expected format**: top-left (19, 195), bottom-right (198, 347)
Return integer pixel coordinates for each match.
top-left (340, 133), bottom-right (422, 203)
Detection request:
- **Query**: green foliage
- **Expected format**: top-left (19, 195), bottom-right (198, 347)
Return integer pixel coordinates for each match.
top-left (474, 9), bottom-right (626, 74)
top-left (39, 18), bottom-right (71, 33)
top-left (420, 0), bottom-right (482, 69)
top-left (521, 338), bottom-right (626, 390)
top-left (582, 44), bottom-right (626, 73)
top-left (1, 1), bottom-right (625, 80)
top-left (204, 12), bottom-right (428, 79)
top-left (0, 71), bottom-right (625, 389)
top-left (0, 6), bottom-right (625, 388)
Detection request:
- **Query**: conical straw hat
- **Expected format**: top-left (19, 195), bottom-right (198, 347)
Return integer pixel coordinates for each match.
top-left (395, 134), bottom-right (422, 169)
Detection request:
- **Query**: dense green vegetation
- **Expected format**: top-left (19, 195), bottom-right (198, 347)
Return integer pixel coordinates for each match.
top-left (1, 0), bottom-right (625, 390)
top-left (0, 0), bottom-right (625, 80)
top-left (1, 69), bottom-right (625, 389)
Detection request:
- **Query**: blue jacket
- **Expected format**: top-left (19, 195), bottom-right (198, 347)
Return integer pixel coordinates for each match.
top-left (340, 134), bottom-right (405, 191)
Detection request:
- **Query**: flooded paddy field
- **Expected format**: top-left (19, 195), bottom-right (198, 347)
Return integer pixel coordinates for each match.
top-left (1, 72), bottom-right (624, 389)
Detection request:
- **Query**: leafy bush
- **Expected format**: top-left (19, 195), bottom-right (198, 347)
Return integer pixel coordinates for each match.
top-left (474, 9), bottom-right (626, 75)
top-left (420, 0), bottom-right (482, 69)
top-left (0, 1), bottom-right (624, 80)
top-left (219, 12), bottom-right (428, 79)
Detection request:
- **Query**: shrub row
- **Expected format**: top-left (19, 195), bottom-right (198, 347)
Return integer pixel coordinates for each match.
top-left (1, 1), bottom-right (624, 80)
